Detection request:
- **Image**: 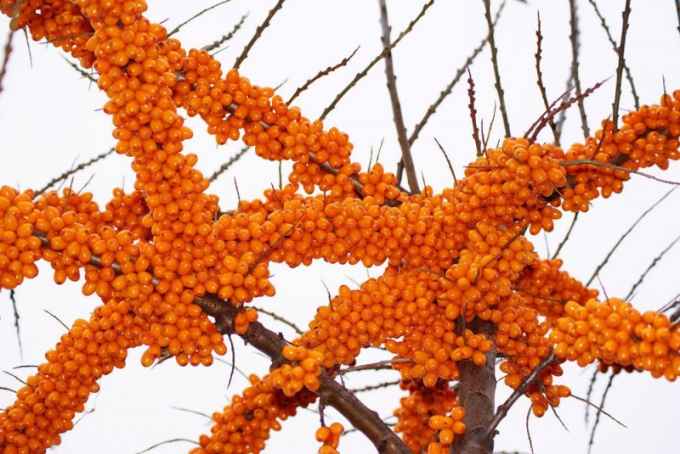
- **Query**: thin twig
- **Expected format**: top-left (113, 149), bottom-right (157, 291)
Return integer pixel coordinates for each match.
top-left (10, 289), bottom-right (22, 358)
top-left (433, 137), bottom-right (457, 184)
top-left (482, 0), bottom-right (510, 137)
top-left (586, 187), bottom-right (676, 286)
top-left (568, 0), bottom-right (590, 138)
top-left (33, 148), bottom-right (115, 198)
top-left (467, 68), bottom-right (483, 157)
top-left (478, 352), bottom-right (556, 442)
top-left (587, 373), bottom-right (616, 454)
top-left (586, 0), bottom-right (638, 110)
top-left (611, 0), bottom-right (632, 130)
top-left (378, 0), bottom-right (419, 194)
top-left (320, 0), bottom-right (435, 121)
top-left (168, 0), bottom-right (233, 37)
top-left (233, 0), bottom-right (286, 70)
top-left (202, 13), bottom-right (248, 53)
top-left (287, 46), bottom-right (359, 105)
top-left (570, 393), bottom-right (626, 428)
top-left (60, 55), bottom-right (97, 83)
top-left (0, 30), bottom-right (15, 97)
top-left (534, 12), bottom-right (559, 145)
top-left (251, 305), bottom-right (303, 335)
top-left (349, 380), bottom-right (401, 393)
top-left (169, 406), bottom-right (212, 420)
top-left (584, 368), bottom-right (598, 425)
top-left (134, 439), bottom-right (198, 453)
top-left (551, 212), bottom-right (579, 259)
top-left (527, 79), bottom-right (607, 142)
top-left (208, 147), bottom-right (249, 182)
top-left (408, 1), bottom-right (503, 147)
top-left (625, 233), bottom-right (680, 300)
top-left (44, 309), bottom-right (69, 330)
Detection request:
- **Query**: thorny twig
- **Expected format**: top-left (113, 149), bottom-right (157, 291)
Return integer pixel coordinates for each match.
top-left (611, 0), bottom-right (632, 130)
top-left (202, 13), bottom-right (248, 53)
top-left (208, 147), bottom-right (250, 182)
top-left (233, 0), bottom-right (286, 70)
top-left (287, 46), bottom-right (359, 105)
top-left (33, 148), bottom-right (115, 198)
top-left (586, 187), bottom-right (676, 286)
top-left (587, 373), bottom-right (616, 454)
top-left (408, 0), bottom-right (504, 147)
top-left (467, 68), bottom-right (483, 157)
top-left (482, 0), bottom-right (510, 137)
top-left (625, 233), bottom-right (680, 300)
top-left (586, 0), bottom-right (639, 110)
top-left (168, 0), bottom-right (232, 37)
top-left (320, 0), bottom-right (435, 121)
top-left (568, 0), bottom-right (590, 138)
top-left (0, 30), bottom-right (14, 97)
top-left (534, 12), bottom-right (560, 145)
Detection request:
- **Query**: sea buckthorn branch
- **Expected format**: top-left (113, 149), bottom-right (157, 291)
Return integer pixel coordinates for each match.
top-left (0, 199), bottom-right (410, 452)
top-left (192, 291), bottom-right (412, 453)
top-left (378, 0), bottom-right (419, 195)
top-left (476, 351), bottom-right (557, 446)
top-left (393, 379), bottom-right (460, 453)
top-left (3, 1), bottom-right (680, 453)
top-left (550, 298), bottom-right (680, 379)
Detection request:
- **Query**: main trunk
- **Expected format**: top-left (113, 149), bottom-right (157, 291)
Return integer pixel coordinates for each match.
top-left (452, 317), bottom-right (496, 454)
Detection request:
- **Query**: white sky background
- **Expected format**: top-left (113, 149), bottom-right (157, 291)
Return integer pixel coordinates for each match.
top-left (1, 0), bottom-right (680, 453)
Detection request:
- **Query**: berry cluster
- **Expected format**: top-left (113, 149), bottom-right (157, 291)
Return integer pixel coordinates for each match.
top-left (2, 0), bottom-right (680, 452)
top-left (551, 298), bottom-right (680, 380)
top-left (314, 422), bottom-right (344, 454)
top-left (393, 379), bottom-right (459, 452)
top-left (191, 374), bottom-right (316, 454)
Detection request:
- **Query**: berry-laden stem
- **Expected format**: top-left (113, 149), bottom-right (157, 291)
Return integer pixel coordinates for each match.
top-left (196, 294), bottom-right (413, 453)
top-left (453, 317), bottom-right (496, 454)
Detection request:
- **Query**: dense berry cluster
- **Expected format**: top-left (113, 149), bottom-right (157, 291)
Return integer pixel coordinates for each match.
top-left (2, 0), bottom-right (680, 452)
top-left (191, 374), bottom-right (316, 454)
top-left (393, 379), bottom-right (459, 452)
top-left (551, 298), bottom-right (680, 380)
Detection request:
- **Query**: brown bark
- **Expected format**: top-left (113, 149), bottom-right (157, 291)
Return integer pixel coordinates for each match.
top-left (452, 318), bottom-right (496, 454)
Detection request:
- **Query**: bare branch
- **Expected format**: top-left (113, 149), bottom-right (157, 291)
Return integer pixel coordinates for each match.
top-left (408, 1), bottom-right (503, 147)
top-left (534, 12), bottom-right (560, 145)
top-left (586, 187), bottom-right (676, 286)
top-left (568, 0), bottom-right (590, 138)
top-left (467, 68), bottom-right (483, 157)
top-left (33, 148), bottom-right (115, 198)
top-left (625, 233), bottom-right (680, 300)
top-left (287, 46), bottom-right (359, 105)
top-left (478, 352), bottom-right (556, 444)
top-left (168, 0), bottom-right (233, 37)
top-left (433, 137), bottom-right (457, 184)
top-left (611, 0), bottom-right (632, 130)
top-left (320, 0), bottom-right (435, 121)
top-left (233, 0), bottom-right (286, 70)
top-left (551, 212), bottom-right (579, 259)
top-left (482, 0), bottom-right (511, 137)
top-left (378, 0), bottom-right (419, 194)
top-left (208, 147), bottom-right (250, 182)
top-left (0, 30), bottom-right (15, 97)
top-left (586, 0), bottom-right (639, 110)
top-left (202, 13), bottom-right (248, 53)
